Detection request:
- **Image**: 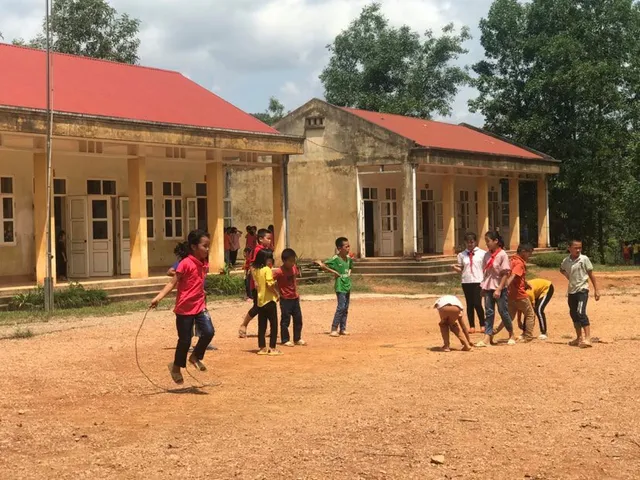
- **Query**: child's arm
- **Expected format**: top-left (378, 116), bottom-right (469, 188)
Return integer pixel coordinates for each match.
top-left (588, 270), bottom-right (600, 301)
top-left (315, 260), bottom-right (340, 277)
top-left (494, 271), bottom-right (509, 299)
top-left (151, 276), bottom-right (178, 308)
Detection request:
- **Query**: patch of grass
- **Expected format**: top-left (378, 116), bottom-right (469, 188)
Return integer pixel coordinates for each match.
top-left (8, 327), bottom-right (34, 339)
top-left (8, 283), bottom-right (109, 311)
top-left (531, 253), bottom-right (566, 269)
top-left (205, 273), bottom-right (245, 296)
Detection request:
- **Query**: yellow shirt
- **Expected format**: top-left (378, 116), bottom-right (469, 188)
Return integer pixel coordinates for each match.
top-left (252, 266), bottom-right (278, 307)
top-left (527, 278), bottom-right (552, 303)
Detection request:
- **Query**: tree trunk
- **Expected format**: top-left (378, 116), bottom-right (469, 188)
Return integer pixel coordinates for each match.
top-left (597, 210), bottom-right (606, 264)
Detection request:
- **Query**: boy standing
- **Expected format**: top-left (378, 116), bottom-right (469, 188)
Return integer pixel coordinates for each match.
top-left (273, 248), bottom-right (306, 347)
top-left (316, 237), bottom-right (353, 337)
top-left (560, 240), bottom-right (600, 348)
top-left (507, 244), bottom-right (536, 342)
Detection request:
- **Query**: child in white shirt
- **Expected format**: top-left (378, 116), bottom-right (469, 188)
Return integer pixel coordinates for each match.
top-left (434, 295), bottom-right (472, 352)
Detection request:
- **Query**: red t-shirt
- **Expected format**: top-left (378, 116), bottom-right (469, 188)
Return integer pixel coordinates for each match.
top-left (224, 234), bottom-right (231, 250)
top-left (174, 255), bottom-right (208, 315)
top-left (273, 265), bottom-right (299, 299)
top-left (508, 254), bottom-right (528, 300)
top-left (248, 244), bottom-right (265, 291)
top-left (246, 234), bottom-right (257, 250)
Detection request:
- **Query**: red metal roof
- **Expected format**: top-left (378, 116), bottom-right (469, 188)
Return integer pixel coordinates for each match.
top-left (341, 107), bottom-right (543, 160)
top-left (0, 43), bottom-right (279, 135)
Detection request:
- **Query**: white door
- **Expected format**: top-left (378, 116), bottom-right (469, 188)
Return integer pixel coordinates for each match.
top-left (380, 200), bottom-right (395, 257)
top-left (89, 196), bottom-right (113, 277)
top-left (67, 196), bottom-right (89, 278)
top-left (119, 197), bottom-right (130, 275)
top-left (436, 202), bottom-right (444, 253)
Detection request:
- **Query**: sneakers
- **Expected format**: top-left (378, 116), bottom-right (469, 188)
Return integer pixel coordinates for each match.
top-left (340, 330), bottom-right (350, 336)
top-left (283, 341), bottom-right (295, 347)
top-left (295, 339), bottom-right (307, 346)
top-left (330, 330), bottom-right (340, 337)
top-left (538, 334), bottom-right (548, 340)
top-left (257, 348), bottom-right (269, 355)
top-left (507, 338), bottom-right (517, 346)
top-left (268, 348), bottom-right (283, 356)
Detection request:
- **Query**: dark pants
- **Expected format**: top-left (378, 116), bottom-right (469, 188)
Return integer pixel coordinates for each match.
top-left (534, 284), bottom-right (554, 335)
top-left (56, 256), bottom-right (67, 279)
top-left (174, 311), bottom-right (214, 368)
top-left (230, 250), bottom-right (239, 265)
top-left (462, 282), bottom-right (485, 328)
top-left (244, 274), bottom-right (252, 299)
top-left (568, 289), bottom-right (590, 328)
top-left (258, 301), bottom-right (278, 349)
top-left (280, 297), bottom-right (303, 343)
top-left (247, 289), bottom-right (259, 319)
top-left (331, 292), bottom-right (350, 332)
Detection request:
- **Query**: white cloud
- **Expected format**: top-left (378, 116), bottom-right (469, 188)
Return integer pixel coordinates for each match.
top-left (0, 0), bottom-right (493, 125)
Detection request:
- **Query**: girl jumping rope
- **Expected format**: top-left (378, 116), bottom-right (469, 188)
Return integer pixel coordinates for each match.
top-left (151, 229), bottom-right (215, 384)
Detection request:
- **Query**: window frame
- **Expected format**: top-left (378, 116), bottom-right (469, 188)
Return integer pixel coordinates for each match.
top-left (0, 176), bottom-right (16, 246)
top-left (86, 178), bottom-right (117, 196)
top-left (162, 182), bottom-right (183, 240)
top-left (146, 181), bottom-right (156, 241)
top-left (223, 171), bottom-right (232, 229)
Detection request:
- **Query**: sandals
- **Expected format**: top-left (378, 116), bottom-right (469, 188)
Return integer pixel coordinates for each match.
top-left (568, 339), bottom-right (580, 347)
top-left (188, 356), bottom-right (207, 371)
top-left (257, 348), bottom-right (269, 355)
top-left (168, 363), bottom-right (184, 385)
top-left (442, 346), bottom-right (451, 352)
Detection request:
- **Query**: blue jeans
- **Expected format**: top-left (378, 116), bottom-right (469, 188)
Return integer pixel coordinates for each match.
top-left (331, 292), bottom-right (350, 332)
top-left (483, 289), bottom-right (513, 336)
top-left (175, 310), bottom-right (214, 368)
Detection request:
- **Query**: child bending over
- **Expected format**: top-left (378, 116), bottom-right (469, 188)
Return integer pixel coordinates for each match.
top-left (434, 295), bottom-right (472, 352)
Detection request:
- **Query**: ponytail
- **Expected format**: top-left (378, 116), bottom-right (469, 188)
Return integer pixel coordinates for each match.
top-left (485, 230), bottom-right (505, 249)
top-left (173, 241), bottom-right (190, 260)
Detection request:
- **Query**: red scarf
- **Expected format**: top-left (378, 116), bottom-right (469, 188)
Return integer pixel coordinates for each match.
top-left (468, 249), bottom-right (475, 274)
top-left (483, 248), bottom-right (502, 273)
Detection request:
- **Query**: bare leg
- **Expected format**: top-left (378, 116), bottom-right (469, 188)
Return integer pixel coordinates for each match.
top-left (457, 314), bottom-right (472, 347)
top-left (451, 321), bottom-right (472, 351)
top-left (439, 321), bottom-right (451, 351)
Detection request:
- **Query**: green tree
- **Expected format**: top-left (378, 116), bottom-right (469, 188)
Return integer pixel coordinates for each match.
top-left (252, 97), bottom-right (286, 126)
top-left (20, 0), bottom-right (140, 64)
top-left (320, 2), bottom-right (471, 118)
top-left (470, 0), bottom-right (640, 262)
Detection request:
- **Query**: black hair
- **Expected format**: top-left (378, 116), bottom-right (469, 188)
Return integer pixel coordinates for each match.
top-left (268, 224), bottom-right (274, 232)
top-left (485, 231), bottom-right (505, 248)
top-left (517, 243), bottom-right (534, 254)
top-left (252, 248), bottom-right (274, 269)
top-left (464, 232), bottom-right (477, 242)
top-left (257, 228), bottom-right (270, 240)
top-left (174, 241), bottom-right (190, 260)
top-left (243, 247), bottom-right (252, 254)
top-left (281, 248), bottom-right (297, 262)
top-left (57, 230), bottom-right (66, 238)
top-left (187, 229), bottom-right (210, 253)
top-left (570, 238), bottom-right (583, 246)
top-left (335, 237), bottom-right (349, 249)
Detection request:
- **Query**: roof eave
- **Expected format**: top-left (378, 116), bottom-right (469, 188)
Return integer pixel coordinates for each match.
top-left (410, 146), bottom-right (560, 163)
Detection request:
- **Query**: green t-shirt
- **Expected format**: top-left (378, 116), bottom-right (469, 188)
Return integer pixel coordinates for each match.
top-left (324, 255), bottom-right (354, 293)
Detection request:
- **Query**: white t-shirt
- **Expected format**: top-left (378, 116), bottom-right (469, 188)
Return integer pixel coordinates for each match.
top-left (560, 254), bottom-right (594, 294)
top-left (457, 247), bottom-right (486, 284)
top-left (434, 295), bottom-right (464, 310)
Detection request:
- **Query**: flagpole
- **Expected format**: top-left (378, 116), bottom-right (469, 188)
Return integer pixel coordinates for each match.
top-left (44, 0), bottom-right (54, 312)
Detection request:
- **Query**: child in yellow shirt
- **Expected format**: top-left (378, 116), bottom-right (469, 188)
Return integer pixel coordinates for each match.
top-left (251, 249), bottom-right (282, 356)
top-left (515, 278), bottom-right (554, 340)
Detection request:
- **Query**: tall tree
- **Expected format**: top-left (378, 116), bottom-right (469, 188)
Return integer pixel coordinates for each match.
top-left (470, 0), bottom-right (640, 262)
top-left (252, 97), bottom-right (286, 126)
top-left (320, 2), bottom-right (471, 118)
top-left (17, 0), bottom-right (140, 64)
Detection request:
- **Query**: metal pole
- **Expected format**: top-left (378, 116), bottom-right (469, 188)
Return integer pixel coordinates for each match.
top-left (44, 0), bottom-right (54, 312)
top-left (282, 155), bottom-right (290, 248)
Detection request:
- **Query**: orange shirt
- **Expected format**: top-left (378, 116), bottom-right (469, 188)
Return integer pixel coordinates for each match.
top-left (508, 254), bottom-right (528, 300)
top-left (224, 233), bottom-right (231, 250)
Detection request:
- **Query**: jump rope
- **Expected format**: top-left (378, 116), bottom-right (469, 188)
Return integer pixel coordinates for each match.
top-left (135, 307), bottom-right (218, 392)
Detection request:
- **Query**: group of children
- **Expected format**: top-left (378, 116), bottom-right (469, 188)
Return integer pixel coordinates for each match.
top-left (437, 232), bottom-right (600, 352)
top-left (151, 226), bottom-right (354, 383)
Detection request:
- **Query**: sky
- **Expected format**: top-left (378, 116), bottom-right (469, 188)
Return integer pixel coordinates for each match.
top-left (0, 0), bottom-right (495, 126)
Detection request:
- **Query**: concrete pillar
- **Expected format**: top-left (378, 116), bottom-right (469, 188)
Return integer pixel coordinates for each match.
top-left (401, 162), bottom-right (416, 257)
top-left (477, 176), bottom-right (489, 237)
top-left (508, 178), bottom-right (520, 250)
top-left (537, 176), bottom-right (550, 248)
top-left (127, 157), bottom-right (148, 278)
top-left (442, 175), bottom-right (456, 255)
top-left (206, 153), bottom-right (225, 272)
top-left (33, 153), bottom-right (56, 284)
top-left (272, 155), bottom-right (286, 259)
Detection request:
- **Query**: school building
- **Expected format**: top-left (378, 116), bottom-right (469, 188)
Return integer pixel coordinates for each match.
top-left (0, 43), bottom-right (303, 285)
top-left (230, 99), bottom-right (560, 260)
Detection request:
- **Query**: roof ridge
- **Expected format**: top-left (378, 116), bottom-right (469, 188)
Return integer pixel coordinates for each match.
top-left (0, 41), bottom-right (180, 75)
top-left (343, 106), bottom-right (465, 128)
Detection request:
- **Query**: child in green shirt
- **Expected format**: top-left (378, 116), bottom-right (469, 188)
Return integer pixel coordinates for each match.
top-left (316, 237), bottom-right (354, 337)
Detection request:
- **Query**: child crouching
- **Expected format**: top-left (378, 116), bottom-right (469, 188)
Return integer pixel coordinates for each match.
top-left (434, 295), bottom-right (473, 352)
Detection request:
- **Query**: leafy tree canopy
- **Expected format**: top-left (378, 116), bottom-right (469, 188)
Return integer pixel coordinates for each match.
top-left (252, 97), bottom-right (286, 126)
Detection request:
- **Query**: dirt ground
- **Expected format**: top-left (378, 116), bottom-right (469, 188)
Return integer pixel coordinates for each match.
top-left (1, 270), bottom-right (639, 479)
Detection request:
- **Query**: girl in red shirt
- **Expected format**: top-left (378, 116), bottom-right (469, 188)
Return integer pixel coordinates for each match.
top-left (151, 229), bottom-right (214, 385)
